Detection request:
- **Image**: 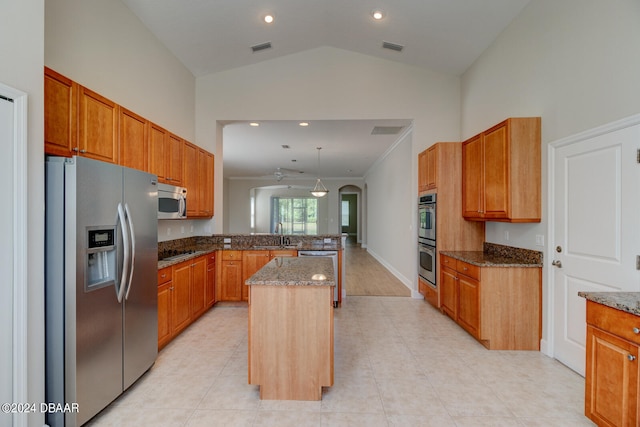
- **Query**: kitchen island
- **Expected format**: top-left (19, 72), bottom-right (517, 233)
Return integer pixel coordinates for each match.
top-left (246, 256), bottom-right (335, 401)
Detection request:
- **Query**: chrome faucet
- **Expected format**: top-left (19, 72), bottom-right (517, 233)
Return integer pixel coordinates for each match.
top-left (276, 222), bottom-right (284, 246)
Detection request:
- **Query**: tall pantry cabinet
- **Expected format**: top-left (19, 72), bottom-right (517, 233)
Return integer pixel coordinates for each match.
top-left (417, 142), bottom-right (484, 308)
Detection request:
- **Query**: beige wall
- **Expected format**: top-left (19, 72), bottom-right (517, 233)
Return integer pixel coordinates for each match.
top-left (197, 47), bottom-right (461, 294)
top-left (44, 0), bottom-right (213, 241)
top-left (45, 0), bottom-right (195, 140)
top-left (461, 0), bottom-right (640, 351)
top-left (0, 0), bottom-right (45, 425)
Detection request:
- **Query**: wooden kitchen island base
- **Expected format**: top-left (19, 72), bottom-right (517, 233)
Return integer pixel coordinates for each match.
top-left (246, 256), bottom-right (336, 401)
top-left (248, 285), bottom-right (334, 400)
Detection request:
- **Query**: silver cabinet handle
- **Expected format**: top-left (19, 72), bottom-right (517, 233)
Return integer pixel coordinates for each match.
top-left (628, 354), bottom-right (636, 361)
top-left (634, 327), bottom-right (640, 334)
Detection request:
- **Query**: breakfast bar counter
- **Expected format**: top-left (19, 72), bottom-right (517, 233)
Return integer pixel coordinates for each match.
top-left (246, 257), bottom-right (335, 401)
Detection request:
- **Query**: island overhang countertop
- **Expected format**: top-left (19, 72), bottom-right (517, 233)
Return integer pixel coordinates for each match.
top-left (245, 256), bottom-right (335, 287)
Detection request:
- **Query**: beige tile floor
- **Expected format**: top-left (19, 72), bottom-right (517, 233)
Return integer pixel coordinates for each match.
top-left (87, 296), bottom-right (595, 426)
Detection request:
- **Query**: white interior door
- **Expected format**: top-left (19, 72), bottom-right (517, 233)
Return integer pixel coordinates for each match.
top-left (551, 117), bottom-right (640, 375)
top-left (0, 95), bottom-right (14, 426)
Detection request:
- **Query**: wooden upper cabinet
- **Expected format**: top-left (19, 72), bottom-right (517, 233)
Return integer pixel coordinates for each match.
top-left (45, 67), bottom-right (77, 157)
top-left (425, 146), bottom-right (436, 190)
top-left (417, 145), bottom-right (439, 194)
top-left (183, 141), bottom-right (199, 217)
top-left (461, 117), bottom-right (541, 222)
top-left (78, 86), bottom-right (119, 164)
top-left (418, 150), bottom-right (427, 193)
top-left (461, 134), bottom-right (483, 219)
top-left (200, 149), bottom-right (214, 217)
top-left (148, 122), bottom-right (168, 182)
top-left (119, 107), bottom-right (148, 171)
top-left (167, 133), bottom-right (184, 185)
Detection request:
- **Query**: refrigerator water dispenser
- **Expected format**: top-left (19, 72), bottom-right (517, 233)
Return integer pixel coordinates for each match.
top-left (86, 227), bottom-right (116, 290)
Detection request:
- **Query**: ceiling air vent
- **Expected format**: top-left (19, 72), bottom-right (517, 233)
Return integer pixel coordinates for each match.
top-left (251, 42), bottom-right (272, 53)
top-left (371, 126), bottom-right (404, 135)
top-left (382, 41), bottom-right (404, 52)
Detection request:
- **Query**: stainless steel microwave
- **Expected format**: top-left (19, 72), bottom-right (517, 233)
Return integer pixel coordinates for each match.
top-left (157, 183), bottom-right (187, 219)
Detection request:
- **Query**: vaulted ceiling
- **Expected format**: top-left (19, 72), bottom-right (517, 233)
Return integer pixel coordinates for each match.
top-left (121, 0), bottom-right (531, 180)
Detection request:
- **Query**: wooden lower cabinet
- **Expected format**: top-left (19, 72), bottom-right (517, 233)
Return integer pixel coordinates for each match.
top-left (439, 254), bottom-right (540, 350)
top-left (418, 277), bottom-right (437, 308)
top-left (242, 250), bottom-right (298, 301)
top-left (216, 250), bottom-right (299, 302)
top-left (171, 262), bottom-right (193, 336)
top-left (585, 301), bottom-right (640, 426)
top-left (206, 252), bottom-right (216, 308)
top-left (218, 251), bottom-right (243, 301)
top-left (189, 257), bottom-right (207, 319)
top-left (158, 254), bottom-right (212, 350)
top-left (157, 267), bottom-right (173, 349)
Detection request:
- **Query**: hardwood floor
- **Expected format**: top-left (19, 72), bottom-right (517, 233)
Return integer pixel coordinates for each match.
top-left (343, 237), bottom-right (411, 297)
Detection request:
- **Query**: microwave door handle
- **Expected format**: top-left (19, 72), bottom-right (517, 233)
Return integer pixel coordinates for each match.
top-left (116, 203), bottom-right (129, 303)
top-left (124, 203), bottom-right (136, 300)
top-left (179, 196), bottom-right (186, 216)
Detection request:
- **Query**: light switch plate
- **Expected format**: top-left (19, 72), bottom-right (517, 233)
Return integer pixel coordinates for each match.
top-left (223, 237), bottom-right (231, 244)
top-left (324, 238), bottom-right (332, 244)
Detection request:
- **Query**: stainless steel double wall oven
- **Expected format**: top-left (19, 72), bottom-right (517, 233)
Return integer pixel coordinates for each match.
top-left (418, 194), bottom-right (436, 287)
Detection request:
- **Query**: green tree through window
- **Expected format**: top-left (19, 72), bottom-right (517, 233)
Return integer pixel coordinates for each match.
top-left (271, 197), bottom-right (318, 235)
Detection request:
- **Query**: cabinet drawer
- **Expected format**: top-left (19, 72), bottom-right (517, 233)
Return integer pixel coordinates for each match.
top-left (206, 252), bottom-right (216, 266)
top-left (441, 255), bottom-right (456, 269)
top-left (221, 250), bottom-right (241, 261)
top-left (587, 300), bottom-right (640, 346)
top-left (158, 267), bottom-right (171, 285)
top-left (456, 260), bottom-right (479, 280)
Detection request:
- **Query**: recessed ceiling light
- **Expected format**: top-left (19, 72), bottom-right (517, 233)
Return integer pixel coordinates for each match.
top-left (371, 9), bottom-right (385, 20)
top-left (299, 122), bottom-right (309, 127)
top-left (249, 122), bottom-right (260, 127)
top-left (264, 14), bottom-right (274, 24)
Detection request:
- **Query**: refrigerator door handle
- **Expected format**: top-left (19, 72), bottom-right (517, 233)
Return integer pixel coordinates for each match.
top-left (124, 203), bottom-right (136, 300)
top-left (116, 203), bottom-right (129, 303)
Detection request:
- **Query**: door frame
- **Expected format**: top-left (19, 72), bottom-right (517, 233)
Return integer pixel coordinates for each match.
top-left (0, 82), bottom-right (28, 427)
top-left (547, 112), bottom-right (640, 360)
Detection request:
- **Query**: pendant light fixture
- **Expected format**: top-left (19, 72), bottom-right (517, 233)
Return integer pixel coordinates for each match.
top-left (311, 147), bottom-right (328, 197)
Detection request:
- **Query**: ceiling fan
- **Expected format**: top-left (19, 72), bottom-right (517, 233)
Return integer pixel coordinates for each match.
top-left (269, 167), bottom-right (304, 181)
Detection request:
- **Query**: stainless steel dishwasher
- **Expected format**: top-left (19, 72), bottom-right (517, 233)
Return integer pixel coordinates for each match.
top-left (298, 251), bottom-right (339, 307)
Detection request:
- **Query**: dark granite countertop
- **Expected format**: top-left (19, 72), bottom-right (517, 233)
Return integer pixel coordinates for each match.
top-left (245, 257), bottom-right (335, 287)
top-left (440, 242), bottom-right (543, 268)
top-left (157, 234), bottom-right (343, 270)
top-left (579, 292), bottom-right (640, 317)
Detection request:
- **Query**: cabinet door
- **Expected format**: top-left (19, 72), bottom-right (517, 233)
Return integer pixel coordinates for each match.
top-left (482, 122), bottom-right (509, 219)
top-left (167, 133), bottom-right (184, 185)
top-left (157, 281), bottom-right (173, 349)
top-left (462, 134), bottom-right (483, 219)
top-left (457, 275), bottom-right (480, 338)
top-left (172, 263), bottom-right (192, 334)
top-left (78, 86), bottom-right (118, 163)
top-left (198, 149), bottom-right (214, 217)
top-left (221, 260), bottom-right (242, 301)
top-left (586, 326), bottom-right (639, 426)
top-left (425, 145), bottom-right (436, 190)
top-left (183, 141), bottom-right (199, 217)
top-left (418, 150), bottom-right (427, 193)
top-left (148, 123), bottom-right (168, 182)
top-left (243, 251), bottom-right (271, 301)
top-left (439, 266), bottom-right (457, 320)
top-left (119, 107), bottom-right (148, 171)
top-left (44, 67), bottom-right (77, 157)
top-left (190, 257), bottom-right (207, 319)
top-left (206, 253), bottom-right (216, 308)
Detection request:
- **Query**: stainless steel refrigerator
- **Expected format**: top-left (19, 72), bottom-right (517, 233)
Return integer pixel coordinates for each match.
top-left (45, 156), bottom-right (158, 427)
